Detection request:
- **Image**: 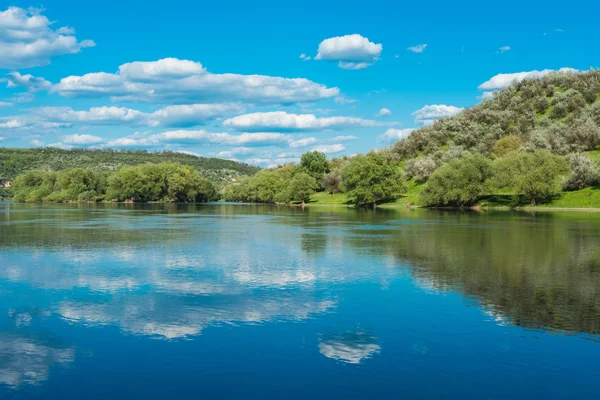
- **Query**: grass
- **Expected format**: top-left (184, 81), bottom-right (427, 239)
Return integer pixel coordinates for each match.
top-left (309, 191), bottom-right (350, 205)
top-left (308, 182), bottom-right (600, 211)
top-left (545, 186), bottom-right (600, 208)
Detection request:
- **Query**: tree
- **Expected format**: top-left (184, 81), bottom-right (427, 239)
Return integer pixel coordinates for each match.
top-left (492, 135), bottom-right (523, 158)
top-left (563, 153), bottom-right (599, 190)
top-left (300, 151), bottom-right (329, 189)
top-left (284, 172), bottom-right (318, 205)
top-left (323, 168), bottom-right (343, 194)
top-left (342, 152), bottom-right (405, 208)
top-left (420, 154), bottom-right (493, 207)
top-left (493, 150), bottom-right (569, 205)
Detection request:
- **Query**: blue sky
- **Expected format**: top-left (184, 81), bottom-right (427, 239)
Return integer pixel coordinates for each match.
top-left (0, 0), bottom-right (598, 166)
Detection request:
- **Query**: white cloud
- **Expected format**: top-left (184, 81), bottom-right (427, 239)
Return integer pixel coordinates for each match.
top-left (0, 136), bottom-right (4, 140)
top-left (407, 44), bottom-right (427, 53)
top-left (377, 107), bottom-right (391, 117)
top-left (332, 135), bottom-right (359, 141)
top-left (106, 130), bottom-right (292, 148)
top-left (30, 103), bottom-right (244, 128)
top-left (223, 111), bottom-right (377, 132)
top-left (299, 53), bottom-right (312, 61)
top-left (412, 104), bottom-right (463, 124)
top-left (0, 115), bottom-right (70, 131)
top-left (315, 34), bottom-right (382, 69)
top-left (379, 128), bottom-right (414, 142)
top-left (30, 139), bottom-right (44, 146)
top-left (478, 68), bottom-right (578, 90)
top-left (62, 134), bottom-right (105, 145)
top-left (0, 7), bottom-right (95, 68)
top-left (311, 144), bottom-right (345, 154)
top-left (497, 46), bottom-right (511, 54)
top-left (148, 103), bottom-right (244, 127)
top-left (217, 147), bottom-right (255, 158)
top-left (48, 142), bottom-right (74, 150)
top-left (4, 72), bottom-right (51, 92)
top-left (0, 101), bottom-right (12, 107)
top-left (289, 137), bottom-right (317, 148)
top-left (334, 96), bottom-right (357, 105)
top-left (478, 91), bottom-right (495, 100)
top-left (52, 58), bottom-right (339, 104)
top-left (338, 62), bottom-right (371, 70)
top-left (33, 106), bottom-right (145, 125)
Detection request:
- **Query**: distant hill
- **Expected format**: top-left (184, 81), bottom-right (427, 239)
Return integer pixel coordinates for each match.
top-left (0, 148), bottom-right (260, 185)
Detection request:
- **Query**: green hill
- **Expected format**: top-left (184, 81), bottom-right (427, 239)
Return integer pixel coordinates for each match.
top-left (0, 147), bottom-right (259, 185)
top-left (223, 70), bottom-right (600, 209)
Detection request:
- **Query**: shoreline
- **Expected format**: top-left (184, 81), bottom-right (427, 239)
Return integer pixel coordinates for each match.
top-left (3, 200), bottom-right (600, 212)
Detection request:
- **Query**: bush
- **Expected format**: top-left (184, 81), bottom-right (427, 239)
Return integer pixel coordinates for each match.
top-left (563, 153), bottom-right (599, 190)
top-left (419, 154), bottom-right (493, 207)
top-left (565, 117), bottom-right (600, 151)
top-left (404, 155), bottom-right (438, 183)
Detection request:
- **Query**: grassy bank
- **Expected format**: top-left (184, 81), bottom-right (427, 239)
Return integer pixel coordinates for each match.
top-left (307, 182), bottom-right (600, 210)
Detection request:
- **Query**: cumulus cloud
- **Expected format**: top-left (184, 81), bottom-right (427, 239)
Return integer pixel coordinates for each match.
top-left (223, 111), bottom-right (377, 132)
top-left (0, 6), bottom-right (95, 68)
top-left (377, 107), bottom-right (391, 117)
top-left (407, 44), bottom-right (427, 53)
top-left (299, 53), bottom-right (312, 61)
top-left (4, 72), bottom-right (51, 92)
top-left (105, 130), bottom-right (292, 148)
top-left (52, 58), bottom-right (339, 104)
top-left (0, 114), bottom-right (69, 132)
top-left (29, 103), bottom-right (244, 128)
top-left (315, 34), bottom-right (382, 69)
top-left (478, 68), bottom-right (578, 90)
top-left (379, 128), bottom-right (414, 142)
top-left (412, 104), bottom-right (463, 124)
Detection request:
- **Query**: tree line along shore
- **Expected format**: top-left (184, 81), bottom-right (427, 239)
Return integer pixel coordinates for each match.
top-left (2, 70), bottom-right (600, 208)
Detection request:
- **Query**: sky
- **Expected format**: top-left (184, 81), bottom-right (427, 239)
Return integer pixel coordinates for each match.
top-left (0, 0), bottom-right (599, 167)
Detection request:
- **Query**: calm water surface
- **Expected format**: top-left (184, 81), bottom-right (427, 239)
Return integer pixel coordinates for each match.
top-left (1, 202), bottom-right (600, 399)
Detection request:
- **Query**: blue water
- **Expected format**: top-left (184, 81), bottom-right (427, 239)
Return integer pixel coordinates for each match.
top-left (1, 203), bottom-right (599, 399)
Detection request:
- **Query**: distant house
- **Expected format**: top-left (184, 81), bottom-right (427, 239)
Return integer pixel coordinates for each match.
top-left (0, 178), bottom-right (11, 188)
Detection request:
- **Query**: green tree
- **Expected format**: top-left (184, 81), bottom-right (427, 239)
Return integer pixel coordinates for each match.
top-left (493, 150), bottom-right (569, 205)
top-left (299, 151), bottom-right (329, 189)
top-left (419, 154), bottom-right (493, 207)
top-left (284, 172), bottom-right (318, 205)
top-left (342, 152), bottom-right (405, 208)
top-left (492, 135), bottom-right (523, 158)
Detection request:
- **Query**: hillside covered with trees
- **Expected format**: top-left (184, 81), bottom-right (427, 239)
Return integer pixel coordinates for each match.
top-left (0, 148), bottom-right (259, 183)
top-left (224, 70), bottom-right (600, 209)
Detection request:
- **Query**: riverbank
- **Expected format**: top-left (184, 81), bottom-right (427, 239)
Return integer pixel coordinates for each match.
top-left (307, 185), bottom-right (600, 211)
